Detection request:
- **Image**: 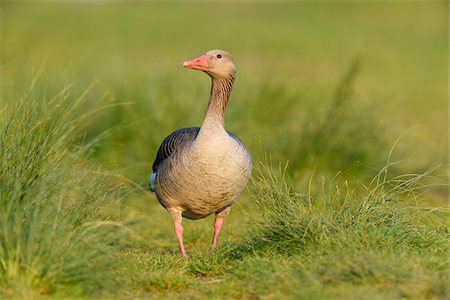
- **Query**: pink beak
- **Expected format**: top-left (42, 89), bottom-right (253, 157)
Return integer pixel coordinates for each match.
top-left (183, 55), bottom-right (209, 71)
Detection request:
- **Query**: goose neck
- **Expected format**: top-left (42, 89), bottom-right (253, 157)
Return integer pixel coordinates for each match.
top-left (202, 74), bottom-right (235, 127)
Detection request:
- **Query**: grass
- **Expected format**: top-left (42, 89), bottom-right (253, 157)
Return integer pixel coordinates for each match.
top-left (1, 1), bottom-right (448, 299)
top-left (246, 162), bottom-right (448, 299)
top-left (0, 81), bottom-right (127, 298)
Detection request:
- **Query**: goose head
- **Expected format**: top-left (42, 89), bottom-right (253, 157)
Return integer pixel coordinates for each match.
top-left (183, 50), bottom-right (236, 79)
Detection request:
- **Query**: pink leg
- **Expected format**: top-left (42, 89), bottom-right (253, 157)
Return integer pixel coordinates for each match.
top-left (169, 209), bottom-right (187, 257)
top-left (209, 207), bottom-right (230, 253)
top-left (174, 220), bottom-right (187, 257)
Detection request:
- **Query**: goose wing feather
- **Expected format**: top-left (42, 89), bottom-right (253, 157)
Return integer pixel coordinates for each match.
top-left (152, 127), bottom-right (200, 172)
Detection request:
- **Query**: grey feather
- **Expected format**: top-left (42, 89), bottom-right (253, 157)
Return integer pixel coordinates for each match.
top-left (152, 127), bottom-right (200, 173)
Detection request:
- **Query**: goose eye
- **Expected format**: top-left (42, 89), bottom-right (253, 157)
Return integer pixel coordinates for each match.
top-left (216, 54), bottom-right (222, 59)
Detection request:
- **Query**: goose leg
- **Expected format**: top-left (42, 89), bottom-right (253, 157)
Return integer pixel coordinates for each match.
top-left (169, 209), bottom-right (187, 257)
top-left (209, 207), bottom-right (231, 253)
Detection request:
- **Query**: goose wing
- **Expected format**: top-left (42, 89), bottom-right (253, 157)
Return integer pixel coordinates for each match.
top-left (152, 127), bottom-right (200, 172)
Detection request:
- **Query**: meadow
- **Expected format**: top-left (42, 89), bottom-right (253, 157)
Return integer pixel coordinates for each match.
top-left (1, 1), bottom-right (448, 299)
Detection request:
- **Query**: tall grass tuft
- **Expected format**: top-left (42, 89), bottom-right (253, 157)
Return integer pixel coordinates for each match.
top-left (248, 161), bottom-right (448, 298)
top-left (0, 80), bottom-right (124, 297)
top-left (250, 160), bottom-right (447, 254)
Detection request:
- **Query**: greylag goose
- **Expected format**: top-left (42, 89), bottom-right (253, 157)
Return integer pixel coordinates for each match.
top-left (149, 50), bottom-right (252, 257)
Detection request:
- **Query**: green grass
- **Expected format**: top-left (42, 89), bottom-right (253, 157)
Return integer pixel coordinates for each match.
top-left (1, 1), bottom-right (448, 299)
top-left (0, 80), bottom-right (129, 298)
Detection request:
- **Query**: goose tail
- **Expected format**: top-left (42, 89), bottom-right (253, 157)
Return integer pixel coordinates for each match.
top-left (149, 172), bottom-right (157, 192)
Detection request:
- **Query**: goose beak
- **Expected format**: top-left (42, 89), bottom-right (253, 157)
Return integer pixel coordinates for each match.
top-left (183, 55), bottom-right (209, 71)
